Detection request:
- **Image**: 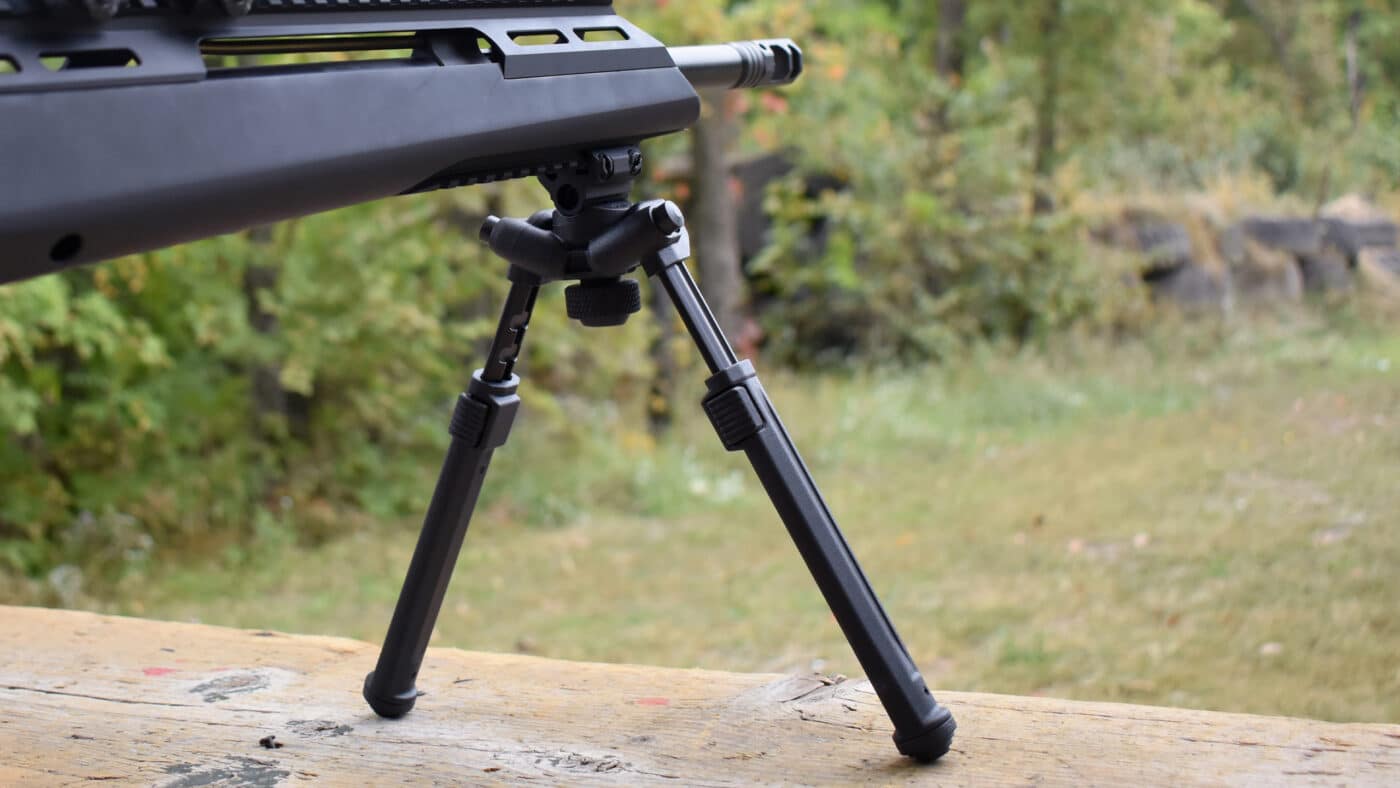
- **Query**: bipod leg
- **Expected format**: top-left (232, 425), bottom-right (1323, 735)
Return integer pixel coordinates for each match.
top-left (363, 280), bottom-right (538, 718)
top-left (643, 237), bottom-right (956, 762)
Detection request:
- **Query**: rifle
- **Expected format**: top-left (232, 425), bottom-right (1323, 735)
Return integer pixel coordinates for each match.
top-left (0, 0), bottom-right (794, 282)
top-left (0, 0), bottom-right (956, 762)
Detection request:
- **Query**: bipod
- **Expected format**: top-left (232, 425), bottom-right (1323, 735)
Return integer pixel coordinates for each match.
top-left (362, 146), bottom-right (956, 761)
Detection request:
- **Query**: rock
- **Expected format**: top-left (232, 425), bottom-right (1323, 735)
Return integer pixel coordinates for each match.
top-left (1357, 248), bottom-right (1400, 299)
top-left (1227, 236), bottom-right (1302, 304)
top-left (1360, 246), bottom-right (1400, 276)
top-left (731, 152), bottom-right (796, 262)
top-left (1145, 262), bottom-right (1227, 312)
top-left (1321, 193), bottom-right (1389, 224)
top-left (1322, 219), bottom-right (1396, 257)
top-left (1321, 194), bottom-right (1398, 258)
top-left (1297, 245), bottom-right (1352, 293)
top-left (1217, 223), bottom-right (1247, 266)
top-left (1127, 212), bottom-right (1193, 273)
top-left (729, 152), bottom-right (847, 266)
top-left (1096, 210), bottom-right (1193, 274)
top-left (1238, 216), bottom-right (1323, 255)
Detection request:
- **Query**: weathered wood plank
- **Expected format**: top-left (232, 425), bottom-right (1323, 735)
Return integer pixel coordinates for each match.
top-left (1, 605), bottom-right (1396, 785)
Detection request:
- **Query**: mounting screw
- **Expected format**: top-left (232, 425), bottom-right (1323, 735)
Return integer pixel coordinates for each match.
top-left (593, 152), bottom-right (615, 182)
top-left (478, 216), bottom-right (500, 244)
top-left (628, 149), bottom-right (643, 176)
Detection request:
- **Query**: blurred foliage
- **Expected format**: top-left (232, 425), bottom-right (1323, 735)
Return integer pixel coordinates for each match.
top-left (0, 188), bottom-right (657, 591)
top-left (7, 0), bottom-right (1400, 589)
top-left (732, 0), bottom-right (1400, 362)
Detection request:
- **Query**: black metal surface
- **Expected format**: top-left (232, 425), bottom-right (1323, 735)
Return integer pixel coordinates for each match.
top-left (646, 236), bottom-right (736, 373)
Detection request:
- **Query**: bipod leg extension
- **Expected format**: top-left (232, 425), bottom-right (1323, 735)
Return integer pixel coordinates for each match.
top-left (642, 234), bottom-right (956, 762)
top-left (363, 279), bottom-right (538, 718)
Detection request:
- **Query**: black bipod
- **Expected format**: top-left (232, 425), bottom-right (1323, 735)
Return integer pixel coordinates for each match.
top-left (363, 146), bottom-right (956, 762)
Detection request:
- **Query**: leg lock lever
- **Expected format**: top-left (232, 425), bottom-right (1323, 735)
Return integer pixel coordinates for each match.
top-left (702, 360), bottom-right (766, 450)
top-left (448, 371), bottom-right (522, 449)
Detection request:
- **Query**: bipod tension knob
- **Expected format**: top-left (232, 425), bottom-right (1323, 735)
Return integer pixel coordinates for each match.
top-left (565, 277), bottom-right (641, 327)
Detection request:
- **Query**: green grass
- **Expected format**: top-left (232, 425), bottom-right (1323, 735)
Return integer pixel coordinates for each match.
top-left (61, 314), bottom-right (1400, 723)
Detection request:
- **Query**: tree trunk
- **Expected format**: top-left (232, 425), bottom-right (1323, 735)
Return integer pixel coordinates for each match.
top-left (242, 225), bottom-right (310, 442)
top-left (689, 89), bottom-right (744, 341)
top-left (1018, 0), bottom-right (1064, 343)
top-left (243, 225), bottom-right (286, 429)
top-left (1345, 9), bottom-right (1363, 129)
top-left (645, 278), bottom-right (677, 435)
top-left (1031, 0), bottom-right (1062, 217)
top-left (1240, 0), bottom-right (1313, 114)
top-left (935, 0), bottom-right (967, 81)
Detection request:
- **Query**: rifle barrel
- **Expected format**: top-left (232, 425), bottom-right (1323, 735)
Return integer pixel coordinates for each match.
top-left (670, 40), bottom-right (802, 91)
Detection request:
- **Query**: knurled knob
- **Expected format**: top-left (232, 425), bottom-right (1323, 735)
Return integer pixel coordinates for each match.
top-left (564, 278), bottom-right (642, 327)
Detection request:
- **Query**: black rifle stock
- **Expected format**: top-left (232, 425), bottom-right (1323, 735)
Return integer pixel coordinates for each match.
top-left (0, 1), bottom-right (798, 282)
top-left (0, 0), bottom-right (957, 764)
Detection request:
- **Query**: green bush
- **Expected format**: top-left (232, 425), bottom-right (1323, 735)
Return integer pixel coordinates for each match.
top-left (0, 188), bottom-right (666, 590)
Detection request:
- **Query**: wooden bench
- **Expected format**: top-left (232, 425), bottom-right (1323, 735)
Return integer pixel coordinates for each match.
top-left (2, 606), bottom-right (1396, 785)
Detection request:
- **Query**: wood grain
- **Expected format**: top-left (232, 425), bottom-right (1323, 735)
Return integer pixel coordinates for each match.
top-left (1, 605), bottom-right (1396, 785)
